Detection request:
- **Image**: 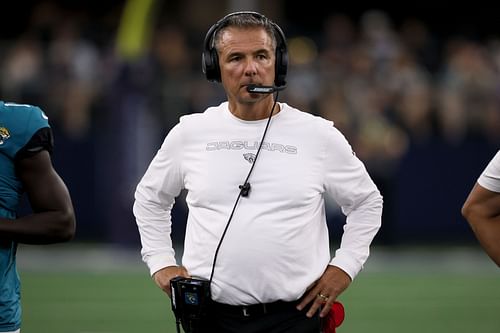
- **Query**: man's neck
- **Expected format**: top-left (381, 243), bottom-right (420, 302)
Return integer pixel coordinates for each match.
top-left (228, 99), bottom-right (280, 121)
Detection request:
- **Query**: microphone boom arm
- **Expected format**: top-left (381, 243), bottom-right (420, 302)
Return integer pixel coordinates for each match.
top-left (246, 84), bottom-right (286, 93)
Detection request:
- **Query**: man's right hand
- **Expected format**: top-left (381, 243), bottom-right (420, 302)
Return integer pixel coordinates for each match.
top-left (152, 265), bottom-right (191, 297)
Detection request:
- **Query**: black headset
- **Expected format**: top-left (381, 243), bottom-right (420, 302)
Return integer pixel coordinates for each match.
top-left (202, 11), bottom-right (288, 87)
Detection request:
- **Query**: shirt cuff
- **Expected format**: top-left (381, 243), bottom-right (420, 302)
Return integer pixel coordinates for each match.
top-left (145, 253), bottom-right (178, 276)
top-left (329, 255), bottom-right (363, 280)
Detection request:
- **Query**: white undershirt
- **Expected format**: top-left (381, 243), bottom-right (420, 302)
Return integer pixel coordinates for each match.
top-left (133, 102), bottom-right (382, 305)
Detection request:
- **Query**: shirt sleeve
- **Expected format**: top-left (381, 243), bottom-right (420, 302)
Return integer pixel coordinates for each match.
top-left (133, 123), bottom-right (184, 276)
top-left (323, 126), bottom-right (383, 279)
top-left (2, 103), bottom-right (51, 159)
top-left (477, 150), bottom-right (500, 193)
top-left (15, 127), bottom-right (54, 160)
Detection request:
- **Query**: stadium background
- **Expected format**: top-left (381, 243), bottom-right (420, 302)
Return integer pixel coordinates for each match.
top-left (1, 0), bottom-right (499, 332)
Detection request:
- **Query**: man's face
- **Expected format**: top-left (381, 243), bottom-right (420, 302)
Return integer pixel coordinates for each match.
top-left (217, 26), bottom-right (276, 103)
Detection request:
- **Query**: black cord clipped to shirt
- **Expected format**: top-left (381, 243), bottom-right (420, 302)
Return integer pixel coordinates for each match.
top-left (208, 93), bottom-right (281, 293)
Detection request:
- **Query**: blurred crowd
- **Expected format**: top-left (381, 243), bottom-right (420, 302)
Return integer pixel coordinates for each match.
top-left (2, 2), bottom-right (499, 244)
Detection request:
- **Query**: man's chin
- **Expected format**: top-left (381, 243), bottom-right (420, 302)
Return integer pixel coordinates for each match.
top-left (240, 95), bottom-right (262, 104)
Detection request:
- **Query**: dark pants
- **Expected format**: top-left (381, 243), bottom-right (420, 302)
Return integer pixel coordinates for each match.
top-left (185, 300), bottom-right (321, 333)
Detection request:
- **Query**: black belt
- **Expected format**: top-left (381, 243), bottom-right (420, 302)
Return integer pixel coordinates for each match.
top-left (211, 300), bottom-right (299, 317)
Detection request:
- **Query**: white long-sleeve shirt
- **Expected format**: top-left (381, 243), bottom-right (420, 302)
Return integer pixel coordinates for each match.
top-left (133, 102), bottom-right (382, 305)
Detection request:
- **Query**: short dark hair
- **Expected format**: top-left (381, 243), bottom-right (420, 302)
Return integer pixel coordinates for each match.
top-left (212, 12), bottom-right (277, 52)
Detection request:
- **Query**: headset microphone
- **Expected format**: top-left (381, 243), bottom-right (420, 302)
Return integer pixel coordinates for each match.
top-left (246, 84), bottom-right (286, 94)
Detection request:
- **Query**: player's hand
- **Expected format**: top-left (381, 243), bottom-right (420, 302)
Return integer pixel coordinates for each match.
top-left (296, 265), bottom-right (351, 318)
top-left (152, 265), bottom-right (191, 297)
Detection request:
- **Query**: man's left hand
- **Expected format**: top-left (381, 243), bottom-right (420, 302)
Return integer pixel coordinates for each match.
top-left (296, 265), bottom-right (351, 318)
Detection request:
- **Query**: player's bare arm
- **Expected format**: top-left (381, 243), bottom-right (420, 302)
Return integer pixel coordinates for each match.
top-left (0, 150), bottom-right (75, 244)
top-left (462, 183), bottom-right (500, 266)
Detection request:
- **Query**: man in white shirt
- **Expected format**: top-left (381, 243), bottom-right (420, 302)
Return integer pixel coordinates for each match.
top-left (133, 11), bottom-right (383, 333)
top-left (462, 150), bottom-right (500, 267)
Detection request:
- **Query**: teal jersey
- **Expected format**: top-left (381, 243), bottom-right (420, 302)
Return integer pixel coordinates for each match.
top-left (0, 101), bottom-right (52, 331)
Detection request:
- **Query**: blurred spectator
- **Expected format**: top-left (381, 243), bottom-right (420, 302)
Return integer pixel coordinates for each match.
top-left (0, 34), bottom-right (44, 104)
top-left (149, 24), bottom-right (196, 134)
top-left (399, 17), bottom-right (441, 73)
top-left (437, 39), bottom-right (500, 144)
top-left (46, 17), bottom-right (101, 138)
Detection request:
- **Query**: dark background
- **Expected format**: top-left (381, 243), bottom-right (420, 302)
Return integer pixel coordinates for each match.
top-left (3, 0), bottom-right (498, 248)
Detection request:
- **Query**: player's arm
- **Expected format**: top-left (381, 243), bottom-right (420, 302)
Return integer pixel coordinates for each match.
top-left (461, 183), bottom-right (500, 267)
top-left (0, 149), bottom-right (76, 244)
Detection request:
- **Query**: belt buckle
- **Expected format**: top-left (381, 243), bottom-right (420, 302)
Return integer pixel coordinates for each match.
top-left (242, 307), bottom-right (250, 317)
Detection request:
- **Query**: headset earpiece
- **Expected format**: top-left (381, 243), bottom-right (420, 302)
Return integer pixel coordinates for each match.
top-left (202, 22), bottom-right (222, 82)
top-left (202, 11), bottom-right (288, 87)
top-left (272, 23), bottom-right (288, 87)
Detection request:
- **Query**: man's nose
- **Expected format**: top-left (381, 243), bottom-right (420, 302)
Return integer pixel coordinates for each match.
top-left (243, 58), bottom-right (258, 76)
